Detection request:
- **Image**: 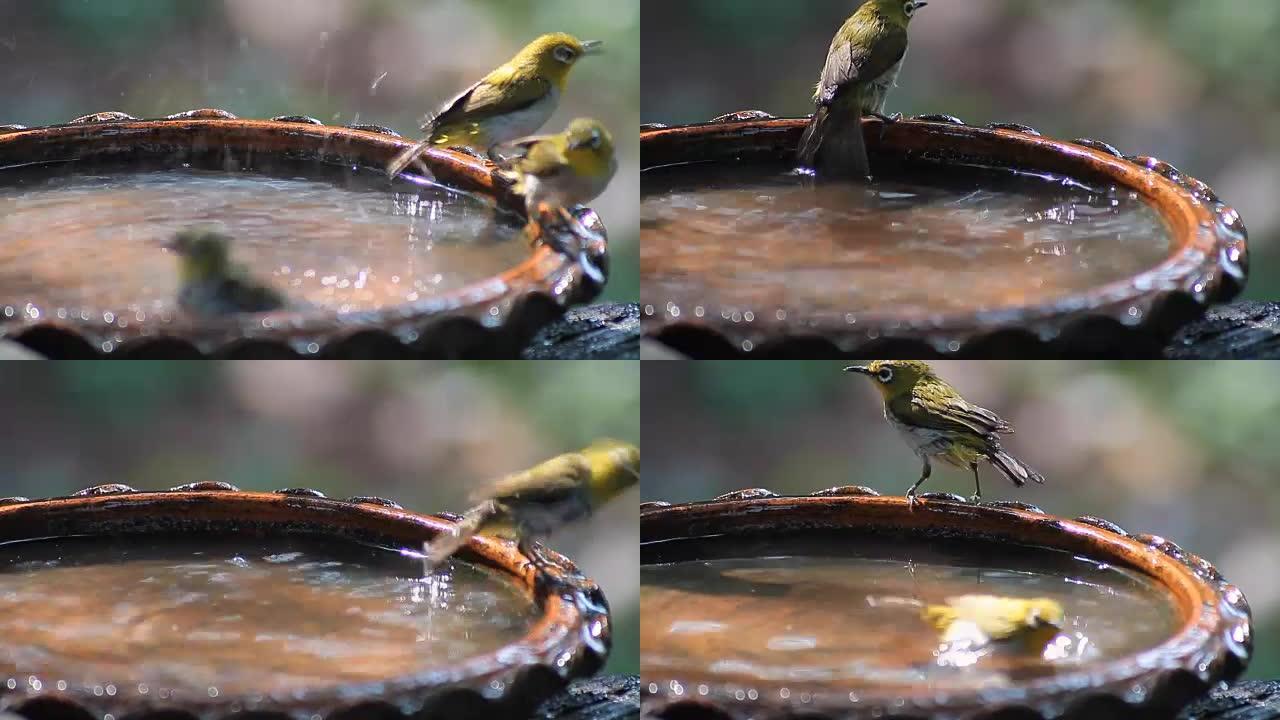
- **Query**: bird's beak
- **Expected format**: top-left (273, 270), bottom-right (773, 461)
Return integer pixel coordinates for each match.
top-left (159, 237), bottom-right (178, 252)
top-left (914, 1), bottom-right (929, 8)
top-left (581, 40), bottom-right (604, 55)
top-left (844, 365), bottom-right (872, 375)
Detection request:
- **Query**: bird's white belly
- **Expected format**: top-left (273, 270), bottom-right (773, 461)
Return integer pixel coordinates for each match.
top-left (484, 87), bottom-right (559, 145)
top-left (865, 57), bottom-right (904, 115)
top-left (886, 410), bottom-right (954, 457)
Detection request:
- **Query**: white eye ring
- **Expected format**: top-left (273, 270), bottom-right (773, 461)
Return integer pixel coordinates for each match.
top-left (554, 46), bottom-right (575, 63)
top-left (878, 368), bottom-right (894, 383)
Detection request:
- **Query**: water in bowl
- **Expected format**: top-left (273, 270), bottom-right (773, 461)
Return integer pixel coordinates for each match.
top-left (0, 167), bottom-right (530, 320)
top-left (0, 535), bottom-right (538, 698)
top-left (641, 163), bottom-right (1174, 319)
top-left (641, 534), bottom-right (1181, 690)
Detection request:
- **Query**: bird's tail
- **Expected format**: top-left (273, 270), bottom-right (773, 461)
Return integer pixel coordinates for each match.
top-left (989, 450), bottom-right (1045, 488)
top-left (386, 140), bottom-right (431, 179)
top-left (796, 101), bottom-right (870, 180)
top-left (423, 500), bottom-right (501, 572)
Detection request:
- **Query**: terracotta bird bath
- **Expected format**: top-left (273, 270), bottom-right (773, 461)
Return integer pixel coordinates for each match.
top-left (640, 487), bottom-right (1251, 720)
top-left (0, 483), bottom-right (611, 720)
top-left (641, 112), bottom-right (1247, 359)
top-left (0, 109), bottom-right (609, 358)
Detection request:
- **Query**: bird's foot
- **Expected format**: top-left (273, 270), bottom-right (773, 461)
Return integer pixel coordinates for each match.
top-left (906, 492), bottom-right (921, 510)
top-left (968, 493), bottom-right (982, 505)
top-left (451, 145), bottom-right (488, 160)
top-left (871, 112), bottom-right (903, 123)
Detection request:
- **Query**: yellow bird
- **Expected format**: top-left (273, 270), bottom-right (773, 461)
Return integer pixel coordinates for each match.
top-left (422, 439), bottom-right (639, 572)
top-left (923, 595), bottom-right (1065, 654)
top-left (163, 229), bottom-right (286, 317)
top-left (490, 118), bottom-right (617, 284)
top-left (387, 33), bottom-right (603, 178)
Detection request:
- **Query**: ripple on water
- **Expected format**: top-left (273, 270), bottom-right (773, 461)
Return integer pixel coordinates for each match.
top-left (0, 535), bottom-right (538, 697)
top-left (641, 163), bottom-right (1174, 319)
top-left (0, 168), bottom-right (531, 319)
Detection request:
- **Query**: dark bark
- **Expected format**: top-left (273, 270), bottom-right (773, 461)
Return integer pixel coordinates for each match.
top-left (1165, 302), bottom-right (1280, 359)
top-left (522, 303), bottom-right (641, 360)
top-left (536, 675), bottom-right (639, 720)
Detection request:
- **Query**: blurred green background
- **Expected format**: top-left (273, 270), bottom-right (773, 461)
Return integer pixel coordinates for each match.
top-left (0, 0), bottom-right (639, 303)
top-left (642, 360), bottom-right (1280, 679)
top-left (0, 360), bottom-right (640, 675)
top-left (642, 0), bottom-right (1280, 303)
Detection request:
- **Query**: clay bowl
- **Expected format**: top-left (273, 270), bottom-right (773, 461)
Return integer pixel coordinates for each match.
top-left (640, 487), bottom-right (1251, 720)
top-left (0, 109), bottom-right (609, 359)
top-left (0, 483), bottom-right (611, 720)
top-left (640, 111), bottom-right (1248, 359)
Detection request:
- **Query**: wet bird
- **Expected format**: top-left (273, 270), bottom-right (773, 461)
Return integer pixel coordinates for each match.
top-left (923, 595), bottom-right (1065, 654)
top-left (489, 117), bottom-right (616, 284)
top-left (422, 439), bottom-right (639, 573)
top-left (797, 0), bottom-right (928, 179)
top-left (845, 361), bottom-right (1044, 505)
top-left (164, 229), bottom-right (286, 317)
top-left (387, 33), bottom-right (603, 178)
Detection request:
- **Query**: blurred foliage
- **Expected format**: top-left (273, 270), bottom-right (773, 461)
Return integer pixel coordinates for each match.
top-left (0, 0), bottom-right (639, 302)
top-left (0, 360), bottom-right (640, 674)
top-left (642, 0), bottom-right (1280, 302)
top-left (642, 361), bottom-right (1280, 679)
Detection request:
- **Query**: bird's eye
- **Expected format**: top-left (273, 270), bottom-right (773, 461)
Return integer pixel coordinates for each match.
top-left (554, 45), bottom-right (576, 63)
top-left (587, 130), bottom-right (602, 149)
top-left (877, 368), bottom-right (894, 383)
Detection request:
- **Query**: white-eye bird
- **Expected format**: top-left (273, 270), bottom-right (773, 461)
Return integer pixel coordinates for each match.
top-left (387, 33), bottom-right (603, 178)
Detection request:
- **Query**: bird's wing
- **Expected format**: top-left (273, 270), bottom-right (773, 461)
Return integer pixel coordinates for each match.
top-left (492, 137), bottom-right (570, 179)
top-left (426, 74), bottom-right (552, 131)
top-left (224, 271), bottom-right (286, 313)
top-left (470, 455), bottom-right (591, 505)
top-left (816, 21), bottom-right (908, 106)
top-left (944, 595), bottom-right (1024, 639)
top-left (909, 384), bottom-right (1013, 437)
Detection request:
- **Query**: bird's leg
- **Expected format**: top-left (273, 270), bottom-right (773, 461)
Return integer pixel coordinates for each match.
top-left (557, 206), bottom-right (605, 244)
top-left (524, 218), bottom-right (546, 248)
top-left (906, 458), bottom-right (931, 509)
top-left (518, 538), bottom-right (555, 575)
top-left (970, 463), bottom-right (982, 504)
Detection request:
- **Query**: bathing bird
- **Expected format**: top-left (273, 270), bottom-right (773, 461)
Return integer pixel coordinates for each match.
top-left (844, 361), bottom-right (1044, 505)
top-left (923, 595), bottom-right (1065, 654)
top-left (489, 117), bottom-right (616, 285)
top-left (422, 439), bottom-right (639, 573)
top-left (164, 229), bottom-right (286, 317)
top-left (797, 0), bottom-right (928, 179)
top-left (386, 33), bottom-right (603, 178)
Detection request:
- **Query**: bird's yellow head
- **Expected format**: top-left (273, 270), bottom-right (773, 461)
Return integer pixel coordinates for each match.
top-left (844, 360), bottom-right (935, 400)
top-left (515, 33), bottom-right (603, 89)
top-left (562, 117), bottom-right (615, 176)
top-left (582, 439), bottom-right (639, 504)
top-left (864, 0), bottom-right (928, 24)
top-left (165, 229), bottom-right (232, 283)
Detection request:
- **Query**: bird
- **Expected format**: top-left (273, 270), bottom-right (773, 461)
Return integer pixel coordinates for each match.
top-left (922, 595), bottom-right (1065, 655)
top-left (421, 439), bottom-right (639, 573)
top-left (797, 0), bottom-right (928, 179)
top-left (844, 361), bottom-right (1044, 505)
top-left (489, 117), bottom-right (617, 284)
top-left (163, 229), bottom-right (286, 317)
top-left (386, 33), bottom-right (603, 178)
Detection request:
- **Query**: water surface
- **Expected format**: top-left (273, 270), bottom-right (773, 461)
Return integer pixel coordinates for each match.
top-left (641, 163), bottom-right (1173, 319)
top-left (0, 168), bottom-right (530, 319)
top-left (0, 535), bottom-right (537, 697)
top-left (642, 536), bottom-right (1181, 690)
